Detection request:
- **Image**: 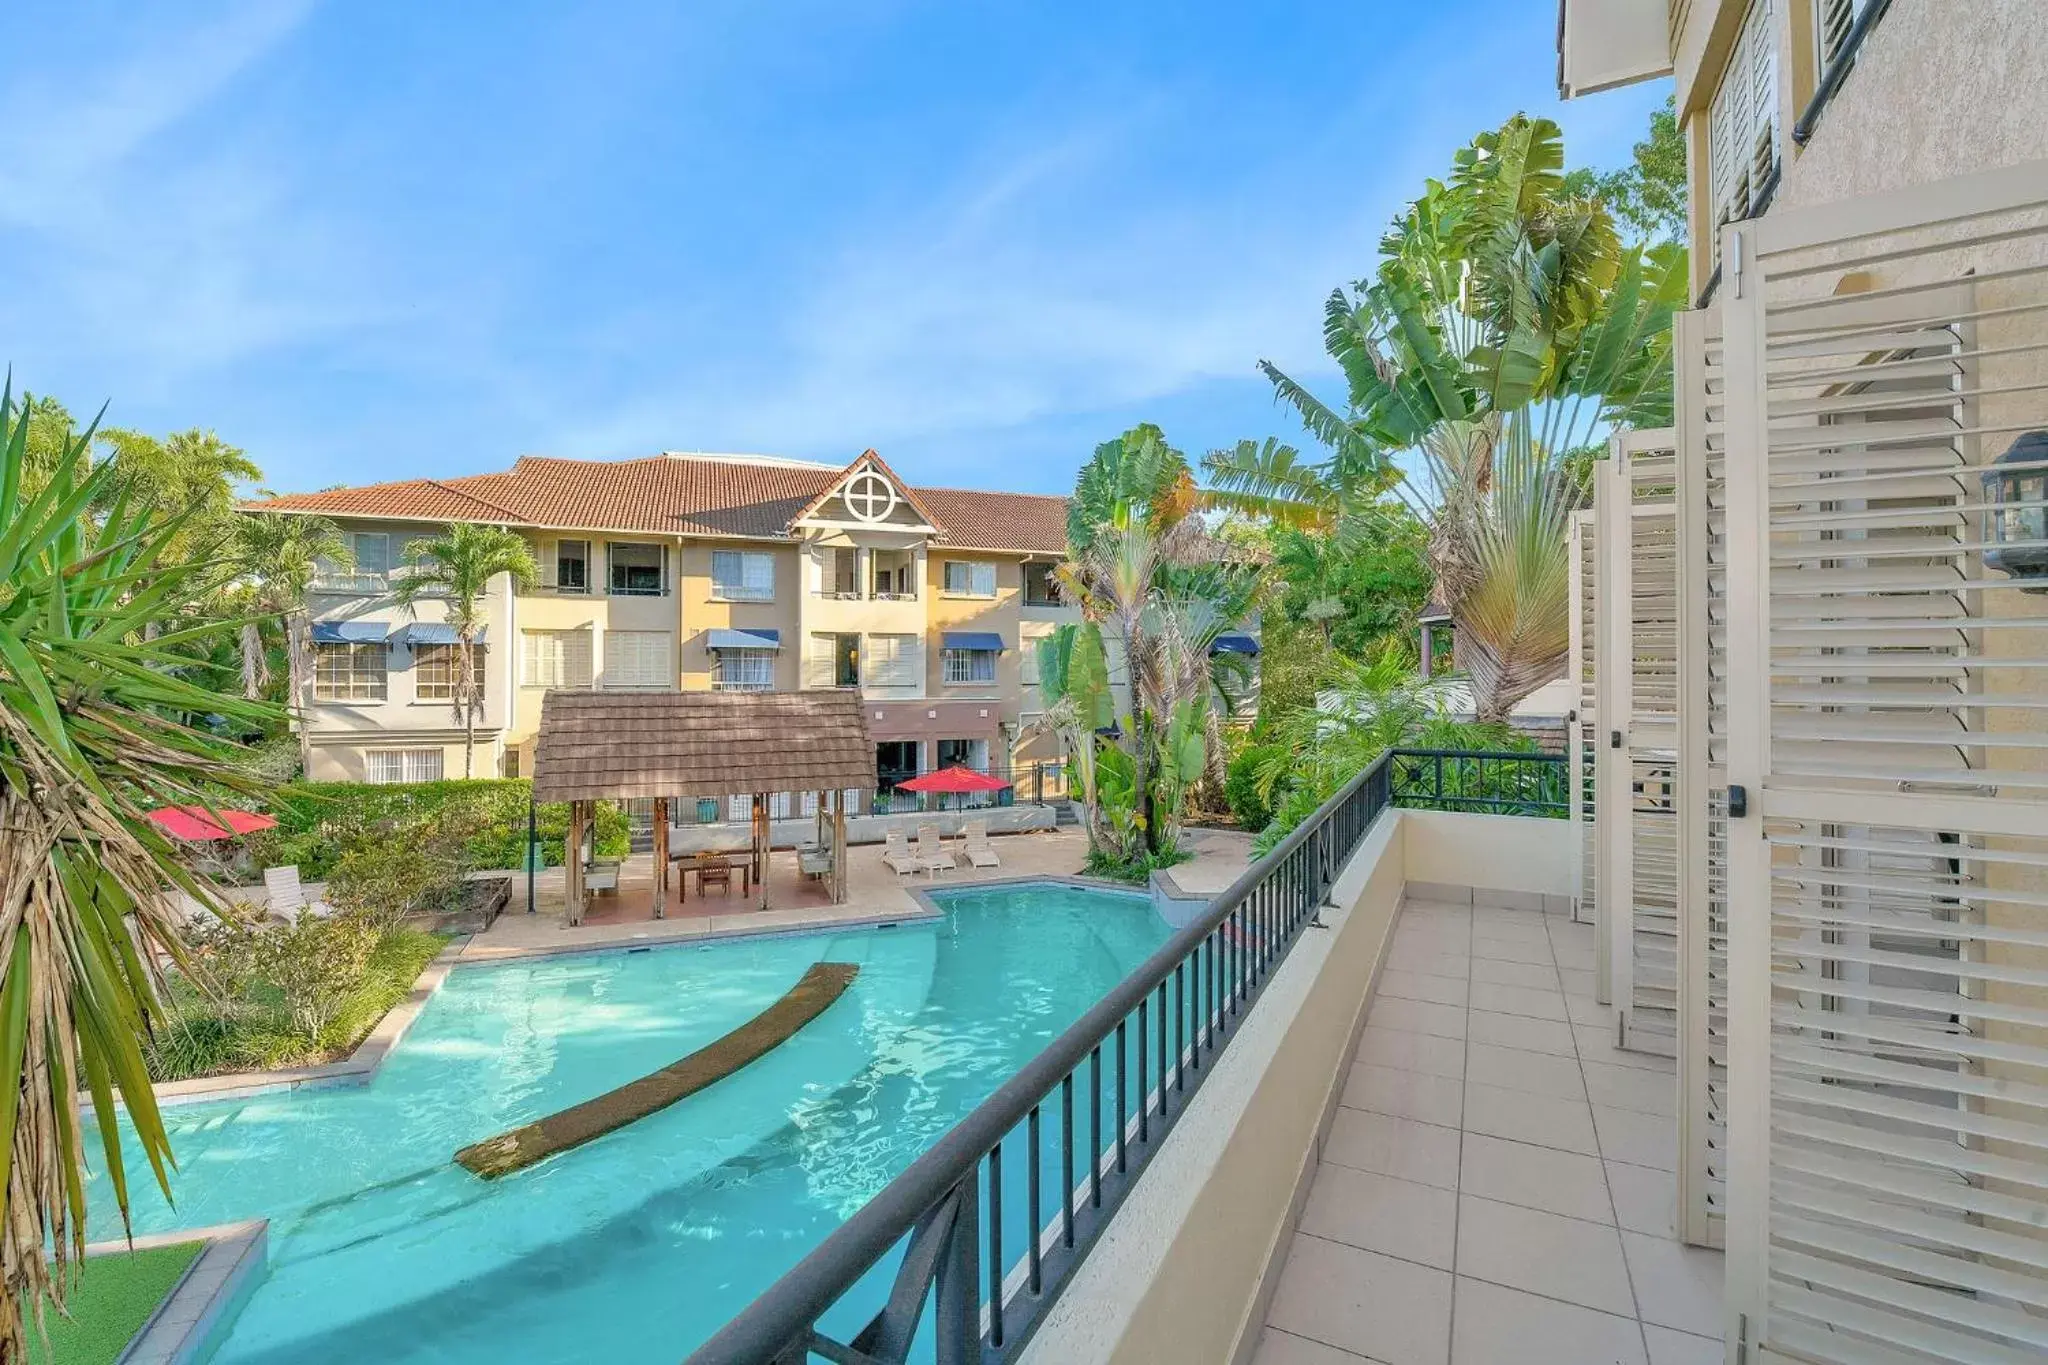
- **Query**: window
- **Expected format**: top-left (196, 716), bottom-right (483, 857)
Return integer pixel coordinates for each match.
top-left (942, 560), bottom-right (996, 598)
top-left (942, 648), bottom-right (997, 685)
top-left (1707, 0), bottom-right (1779, 263)
top-left (501, 748), bottom-right (521, 779)
top-left (841, 471), bottom-right (898, 522)
top-left (522, 629), bottom-right (593, 689)
top-left (713, 648), bottom-right (775, 691)
top-left (711, 550), bottom-right (776, 601)
top-left (366, 749), bottom-right (443, 784)
top-left (313, 643), bottom-right (387, 701)
top-left (414, 643), bottom-right (484, 702)
top-left (315, 531), bottom-right (390, 592)
top-left (1023, 562), bottom-right (1060, 606)
top-left (1816, 0), bottom-right (1873, 74)
top-left (607, 542), bottom-right (666, 596)
top-left (603, 631), bottom-right (674, 690)
top-left (554, 540), bottom-right (589, 593)
top-left (807, 633), bottom-right (860, 688)
top-left (863, 634), bottom-right (919, 688)
top-left (821, 547), bottom-right (859, 597)
top-left (872, 551), bottom-right (916, 599)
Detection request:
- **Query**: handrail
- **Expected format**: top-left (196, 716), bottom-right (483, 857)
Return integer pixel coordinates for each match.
top-left (687, 750), bottom-right (1395, 1365)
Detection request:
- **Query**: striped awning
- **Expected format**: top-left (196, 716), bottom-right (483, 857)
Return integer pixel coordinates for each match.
top-left (399, 622), bottom-right (484, 645)
top-left (707, 628), bottom-right (781, 650)
top-left (310, 621), bottom-right (389, 644)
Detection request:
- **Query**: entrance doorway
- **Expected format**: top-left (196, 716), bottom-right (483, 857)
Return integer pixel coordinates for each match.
top-left (876, 741), bottom-right (919, 792)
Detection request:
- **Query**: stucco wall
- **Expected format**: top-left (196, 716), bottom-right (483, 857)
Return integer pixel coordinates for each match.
top-left (1401, 809), bottom-right (1577, 903)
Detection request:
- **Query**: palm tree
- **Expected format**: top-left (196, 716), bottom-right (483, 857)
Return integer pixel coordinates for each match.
top-left (231, 512), bottom-right (352, 774)
top-left (392, 523), bottom-right (537, 778)
top-left (0, 379), bottom-right (277, 1356)
top-left (1206, 115), bottom-right (1684, 722)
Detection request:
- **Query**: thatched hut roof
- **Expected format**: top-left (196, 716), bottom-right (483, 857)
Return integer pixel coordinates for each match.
top-left (531, 691), bottom-right (875, 802)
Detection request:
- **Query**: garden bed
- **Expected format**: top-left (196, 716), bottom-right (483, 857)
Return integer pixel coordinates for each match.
top-left (147, 927), bottom-right (450, 1082)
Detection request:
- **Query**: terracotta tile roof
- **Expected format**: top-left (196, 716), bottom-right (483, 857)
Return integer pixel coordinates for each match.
top-left (912, 486), bottom-right (1069, 555)
top-left (531, 690), bottom-right (876, 801)
top-left (248, 454), bottom-right (1071, 553)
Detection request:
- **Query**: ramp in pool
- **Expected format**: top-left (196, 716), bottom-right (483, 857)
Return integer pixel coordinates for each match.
top-left (455, 961), bottom-right (860, 1179)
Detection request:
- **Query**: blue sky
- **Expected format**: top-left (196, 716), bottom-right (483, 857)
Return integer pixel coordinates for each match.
top-left (5, 2), bottom-right (1668, 498)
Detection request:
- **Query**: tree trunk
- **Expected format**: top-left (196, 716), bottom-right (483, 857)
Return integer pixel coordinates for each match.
top-left (459, 636), bottom-right (477, 779)
top-left (287, 613), bottom-right (312, 779)
top-left (239, 620), bottom-right (271, 700)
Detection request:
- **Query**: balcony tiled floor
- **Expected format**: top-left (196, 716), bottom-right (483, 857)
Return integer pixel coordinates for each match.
top-left (1255, 896), bottom-right (1725, 1365)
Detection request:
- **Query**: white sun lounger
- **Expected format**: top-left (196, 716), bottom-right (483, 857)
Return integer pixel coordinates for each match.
top-left (915, 824), bottom-right (956, 876)
top-left (961, 819), bottom-right (1000, 869)
top-left (883, 827), bottom-right (926, 877)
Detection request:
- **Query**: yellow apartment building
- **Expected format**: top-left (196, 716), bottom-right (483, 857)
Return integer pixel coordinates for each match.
top-left (251, 448), bottom-right (1254, 794)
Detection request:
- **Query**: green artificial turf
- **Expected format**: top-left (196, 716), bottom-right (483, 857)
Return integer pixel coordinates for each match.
top-left (25, 1241), bottom-right (204, 1365)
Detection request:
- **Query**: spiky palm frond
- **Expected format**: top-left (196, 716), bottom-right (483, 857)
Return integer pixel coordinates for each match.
top-left (0, 378), bottom-right (278, 1358)
top-left (393, 523), bottom-right (537, 779)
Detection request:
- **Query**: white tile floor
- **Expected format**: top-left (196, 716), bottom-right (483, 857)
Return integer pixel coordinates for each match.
top-left (1255, 896), bottom-right (1726, 1365)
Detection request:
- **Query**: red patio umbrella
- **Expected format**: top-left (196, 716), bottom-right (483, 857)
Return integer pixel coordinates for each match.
top-left (146, 806), bottom-right (279, 842)
top-left (895, 765), bottom-right (1011, 794)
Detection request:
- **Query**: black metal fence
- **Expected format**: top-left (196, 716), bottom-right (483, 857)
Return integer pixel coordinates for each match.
top-left (1386, 748), bottom-right (1570, 818)
top-left (686, 752), bottom-right (1394, 1365)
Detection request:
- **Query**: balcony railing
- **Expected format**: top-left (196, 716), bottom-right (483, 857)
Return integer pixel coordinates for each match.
top-left (1387, 748), bottom-right (1570, 818)
top-left (687, 751), bottom-right (1400, 1365)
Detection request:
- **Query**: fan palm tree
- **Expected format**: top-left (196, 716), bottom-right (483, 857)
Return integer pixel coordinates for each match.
top-left (392, 523), bottom-right (537, 778)
top-left (230, 512), bottom-right (352, 773)
top-left (0, 379), bottom-right (277, 1357)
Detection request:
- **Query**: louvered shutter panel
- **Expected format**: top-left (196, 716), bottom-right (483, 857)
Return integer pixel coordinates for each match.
top-left (1676, 306), bottom-right (1730, 1250)
top-left (1720, 161), bottom-right (2048, 1364)
top-left (1817, 0), bottom-right (1864, 69)
top-left (1569, 509), bottom-right (1600, 935)
top-left (1708, 0), bottom-right (1779, 267)
top-left (602, 631), bottom-right (670, 690)
top-left (1596, 431), bottom-right (1685, 1057)
top-left (537, 538), bottom-right (556, 589)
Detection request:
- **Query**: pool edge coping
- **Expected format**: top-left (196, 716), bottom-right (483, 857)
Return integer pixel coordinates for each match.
top-left (127, 876), bottom-right (1157, 1110)
top-left (87, 1218), bottom-right (267, 1365)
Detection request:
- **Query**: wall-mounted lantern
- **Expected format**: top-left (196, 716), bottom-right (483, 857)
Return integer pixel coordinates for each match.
top-left (1982, 430), bottom-right (2048, 587)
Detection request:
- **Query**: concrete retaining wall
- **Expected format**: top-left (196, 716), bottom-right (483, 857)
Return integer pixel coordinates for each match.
top-left (667, 805), bottom-right (1055, 853)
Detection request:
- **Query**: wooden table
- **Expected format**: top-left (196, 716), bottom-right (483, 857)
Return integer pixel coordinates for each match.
top-left (673, 851), bottom-right (752, 903)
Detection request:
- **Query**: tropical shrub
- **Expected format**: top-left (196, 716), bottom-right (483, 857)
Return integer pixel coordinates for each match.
top-left (248, 778), bottom-right (628, 881)
top-left (146, 923), bottom-right (446, 1080)
top-left (1225, 743), bottom-right (1281, 832)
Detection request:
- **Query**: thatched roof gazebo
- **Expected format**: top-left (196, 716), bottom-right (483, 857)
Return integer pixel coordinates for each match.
top-left (531, 690), bottom-right (875, 923)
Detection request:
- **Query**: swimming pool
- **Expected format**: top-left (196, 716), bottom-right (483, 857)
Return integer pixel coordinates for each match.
top-left (87, 880), bottom-right (1168, 1364)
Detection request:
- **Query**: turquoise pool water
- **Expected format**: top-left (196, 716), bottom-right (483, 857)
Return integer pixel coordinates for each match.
top-left (88, 881), bottom-right (1168, 1363)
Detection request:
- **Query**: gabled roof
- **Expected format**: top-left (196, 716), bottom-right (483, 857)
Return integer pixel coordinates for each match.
top-left (784, 449), bottom-right (946, 532)
top-left (246, 452), bottom-right (1072, 553)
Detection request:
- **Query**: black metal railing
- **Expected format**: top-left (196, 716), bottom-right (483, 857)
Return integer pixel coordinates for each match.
top-left (686, 752), bottom-right (1394, 1365)
top-left (1387, 748), bottom-right (1570, 818)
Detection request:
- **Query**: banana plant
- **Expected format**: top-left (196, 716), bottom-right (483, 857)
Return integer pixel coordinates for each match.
top-left (0, 377), bottom-right (278, 1356)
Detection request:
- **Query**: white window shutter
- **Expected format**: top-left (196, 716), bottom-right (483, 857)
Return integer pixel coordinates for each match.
top-left (1718, 164), bottom-right (2048, 1362)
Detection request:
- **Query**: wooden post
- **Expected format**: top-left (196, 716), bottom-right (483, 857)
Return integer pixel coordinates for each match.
top-left (753, 793), bottom-right (769, 910)
top-left (565, 799), bottom-right (586, 926)
top-left (833, 788), bottom-right (848, 904)
top-left (652, 797), bottom-right (669, 919)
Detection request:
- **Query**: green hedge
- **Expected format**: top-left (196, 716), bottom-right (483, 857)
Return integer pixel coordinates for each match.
top-left (247, 779), bottom-right (630, 881)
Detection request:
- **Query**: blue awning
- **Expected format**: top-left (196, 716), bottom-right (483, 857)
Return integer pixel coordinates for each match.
top-left (1211, 633), bottom-right (1260, 656)
top-left (942, 631), bottom-right (1005, 652)
top-left (399, 622), bottom-right (484, 646)
top-left (310, 621), bottom-right (389, 644)
top-left (707, 628), bottom-right (781, 650)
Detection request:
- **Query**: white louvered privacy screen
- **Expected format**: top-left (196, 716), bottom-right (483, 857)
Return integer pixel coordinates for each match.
top-left (1597, 430), bottom-right (1685, 1059)
top-left (1569, 509), bottom-right (1601, 950)
top-left (1716, 160), bottom-right (2048, 1363)
top-left (1676, 306), bottom-right (1732, 1253)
